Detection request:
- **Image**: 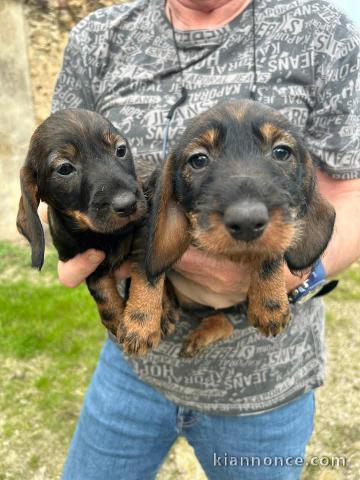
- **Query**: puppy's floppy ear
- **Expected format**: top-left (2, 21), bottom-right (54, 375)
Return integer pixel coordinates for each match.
top-left (16, 165), bottom-right (45, 270)
top-left (146, 155), bottom-right (191, 280)
top-left (285, 153), bottom-right (335, 271)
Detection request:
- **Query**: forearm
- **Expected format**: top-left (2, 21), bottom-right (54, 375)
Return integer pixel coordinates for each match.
top-left (321, 192), bottom-right (360, 275)
top-left (285, 176), bottom-right (360, 291)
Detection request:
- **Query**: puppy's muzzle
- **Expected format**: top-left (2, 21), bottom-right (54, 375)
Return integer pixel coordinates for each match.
top-left (224, 200), bottom-right (269, 242)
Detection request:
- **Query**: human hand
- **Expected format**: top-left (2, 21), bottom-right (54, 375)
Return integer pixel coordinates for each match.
top-left (58, 254), bottom-right (134, 288)
top-left (171, 246), bottom-right (308, 309)
top-left (38, 201), bottom-right (49, 224)
top-left (57, 250), bottom-right (105, 287)
top-left (171, 246), bottom-right (251, 309)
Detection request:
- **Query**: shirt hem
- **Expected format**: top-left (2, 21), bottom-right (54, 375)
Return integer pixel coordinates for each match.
top-left (108, 332), bottom-right (324, 417)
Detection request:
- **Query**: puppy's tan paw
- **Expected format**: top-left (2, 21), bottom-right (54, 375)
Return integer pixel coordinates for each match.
top-left (247, 296), bottom-right (290, 337)
top-left (179, 331), bottom-right (209, 358)
top-left (117, 307), bottom-right (162, 356)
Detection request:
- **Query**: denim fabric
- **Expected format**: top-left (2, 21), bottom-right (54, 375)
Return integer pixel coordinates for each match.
top-left (62, 339), bottom-right (315, 480)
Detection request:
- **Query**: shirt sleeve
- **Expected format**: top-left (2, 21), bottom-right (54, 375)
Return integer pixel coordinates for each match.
top-left (305, 15), bottom-right (360, 180)
top-left (51, 21), bottom-right (95, 112)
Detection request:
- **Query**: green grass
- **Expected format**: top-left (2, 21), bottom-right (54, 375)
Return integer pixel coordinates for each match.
top-left (330, 262), bottom-right (360, 302)
top-left (0, 240), bottom-right (358, 480)
top-left (0, 239), bottom-right (58, 286)
top-left (0, 281), bottom-right (100, 358)
top-left (0, 241), bottom-right (104, 367)
top-left (0, 241), bottom-right (105, 478)
top-left (0, 239), bottom-right (58, 271)
top-left (0, 280), bottom-right (104, 431)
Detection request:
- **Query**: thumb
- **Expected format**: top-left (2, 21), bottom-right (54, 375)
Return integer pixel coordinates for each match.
top-left (38, 202), bottom-right (49, 224)
top-left (58, 249), bottom-right (105, 288)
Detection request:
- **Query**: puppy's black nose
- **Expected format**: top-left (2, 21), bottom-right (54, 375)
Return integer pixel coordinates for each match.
top-left (224, 201), bottom-right (269, 241)
top-left (111, 192), bottom-right (137, 216)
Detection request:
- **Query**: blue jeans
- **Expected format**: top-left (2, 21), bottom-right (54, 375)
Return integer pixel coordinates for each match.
top-left (62, 339), bottom-right (315, 480)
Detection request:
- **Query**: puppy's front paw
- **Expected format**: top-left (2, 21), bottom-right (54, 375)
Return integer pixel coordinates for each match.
top-left (247, 296), bottom-right (290, 337)
top-left (116, 307), bottom-right (161, 356)
top-left (179, 330), bottom-right (208, 358)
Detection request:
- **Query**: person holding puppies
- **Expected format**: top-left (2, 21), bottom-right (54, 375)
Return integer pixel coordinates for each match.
top-left (48, 0), bottom-right (360, 478)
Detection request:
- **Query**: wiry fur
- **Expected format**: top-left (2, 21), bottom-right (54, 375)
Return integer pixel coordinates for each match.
top-left (16, 108), bottom-right (168, 356)
top-left (146, 100), bottom-right (335, 356)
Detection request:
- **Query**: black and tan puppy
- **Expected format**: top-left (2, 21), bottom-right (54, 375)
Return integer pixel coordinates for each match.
top-left (146, 100), bottom-right (336, 357)
top-left (17, 108), bottom-right (166, 355)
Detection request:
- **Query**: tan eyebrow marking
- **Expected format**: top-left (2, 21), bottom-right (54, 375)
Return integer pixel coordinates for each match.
top-left (260, 123), bottom-right (295, 145)
top-left (103, 131), bottom-right (122, 147)
top-left (50, 144), bottom-right (77, 167)
top-left (182, 128), bottom-right (220, 159)
top-left (199, 128), bottom-right (219, 146)
top-left (57, 143), bottom-right (76, 158)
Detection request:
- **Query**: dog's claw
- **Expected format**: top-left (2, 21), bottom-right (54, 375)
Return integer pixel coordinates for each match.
top-left (247, 299), bottom-right (290, 337)
top-left (179, 332), bottom-right (207, 358)
top-left (116, 310), bottom-right (161, 356)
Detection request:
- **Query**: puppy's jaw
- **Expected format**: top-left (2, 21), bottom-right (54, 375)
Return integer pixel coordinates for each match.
top-left (188, 209), bottom-right (301, 262)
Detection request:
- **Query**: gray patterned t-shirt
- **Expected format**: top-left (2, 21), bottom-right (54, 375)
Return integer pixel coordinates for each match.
top-left (52, 0), bottom-right (360, 415)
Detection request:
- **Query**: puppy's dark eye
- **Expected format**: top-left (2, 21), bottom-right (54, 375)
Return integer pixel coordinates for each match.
top-left (116, 145), bottom-right (127, 157)
top-left (56, 163), bottom-right (75, 176)
top-left (188, 153), bottom-right (209, 170)
top-left (273, 145), bottom-right (293, 161)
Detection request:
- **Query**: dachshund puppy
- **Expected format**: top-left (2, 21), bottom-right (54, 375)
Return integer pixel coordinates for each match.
top-left (17, 108), bottom-right (166, 356)
top-left (146, 100), bottom-right (336, 357)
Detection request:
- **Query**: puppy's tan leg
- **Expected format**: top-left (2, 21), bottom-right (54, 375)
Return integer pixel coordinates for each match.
top-left (87, 273), bottom-right (125, 336)
top-left (180, 313), bottom-right (234, 358)
top-left (247, 257), bottom-right (290, 337)
top-left (160, 280), bottom-right (179, 338)
top-left (119, 266), bottom-right (165, 356)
